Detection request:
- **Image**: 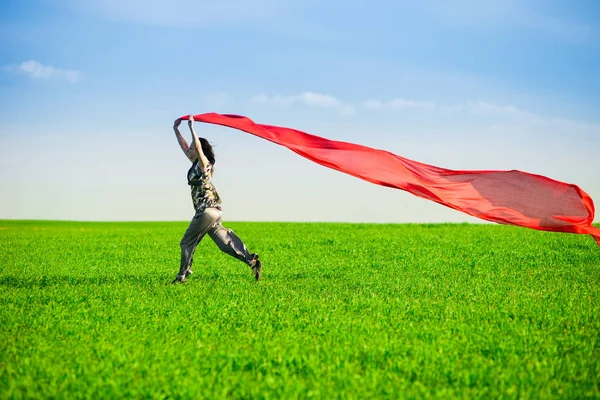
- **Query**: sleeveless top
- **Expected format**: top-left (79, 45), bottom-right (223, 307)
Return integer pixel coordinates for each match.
top-left (187, 159), bottom-right (222, 212)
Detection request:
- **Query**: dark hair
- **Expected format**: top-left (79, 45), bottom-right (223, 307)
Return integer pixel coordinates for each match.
top-left (200, 137), bottom-right (215, 165)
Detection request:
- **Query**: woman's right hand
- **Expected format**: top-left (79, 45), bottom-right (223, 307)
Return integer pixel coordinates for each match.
top-left (173, 118), bottom-right (182, 129)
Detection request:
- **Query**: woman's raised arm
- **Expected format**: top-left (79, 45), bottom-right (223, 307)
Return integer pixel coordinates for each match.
top-left (173, 118), bottom-right (194, 162)
top-left (188, 117), bottom-right (209, 170)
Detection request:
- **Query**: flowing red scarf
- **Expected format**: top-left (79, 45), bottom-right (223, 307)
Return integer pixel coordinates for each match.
top-left (183, 113), bottom-right (600, 245)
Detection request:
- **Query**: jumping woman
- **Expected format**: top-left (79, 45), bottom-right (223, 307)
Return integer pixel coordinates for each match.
top-left (172, 116), bottom-right (262, 284)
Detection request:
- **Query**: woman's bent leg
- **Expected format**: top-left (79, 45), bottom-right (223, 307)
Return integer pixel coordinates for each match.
top-left (208, 223), bottom-right (255, 265)
top-left (177, 208), bottom-right (220, 281)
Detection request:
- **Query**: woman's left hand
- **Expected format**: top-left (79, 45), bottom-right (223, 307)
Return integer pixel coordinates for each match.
top-left (188, 115), bottom-right (194, 125)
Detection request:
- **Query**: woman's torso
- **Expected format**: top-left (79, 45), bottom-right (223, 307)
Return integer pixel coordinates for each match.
top-left (187, 159), bottom-right (222, 212)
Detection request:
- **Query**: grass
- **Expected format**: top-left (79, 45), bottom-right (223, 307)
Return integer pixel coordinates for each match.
top-left (1, 220), bottom-right (599, 399)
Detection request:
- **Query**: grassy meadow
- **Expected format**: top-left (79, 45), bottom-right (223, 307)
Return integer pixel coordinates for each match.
top-left (1, 220), bottom-right (599, 399)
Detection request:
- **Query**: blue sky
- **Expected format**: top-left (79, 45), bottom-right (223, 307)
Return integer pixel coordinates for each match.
top-left (1, 0), bottom-right (599, 223)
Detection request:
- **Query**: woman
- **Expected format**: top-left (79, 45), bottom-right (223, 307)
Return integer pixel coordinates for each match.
top-left (172, 117), bottom-right (262, 284)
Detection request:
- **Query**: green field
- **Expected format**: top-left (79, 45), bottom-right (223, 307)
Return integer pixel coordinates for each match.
top-left (1, 220), bottom-right (599, 399)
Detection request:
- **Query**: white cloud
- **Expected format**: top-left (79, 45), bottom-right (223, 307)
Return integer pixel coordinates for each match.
top-left (435, 100), bottom-right (600, 143)
top-left (14, 60), bottom-right (82, 83)
top-left (252, 92), bottom-right (599, 141)
top-left (363, 97), bottom-right (549, 123)
top-left (252, 92), bottom-right (355, 115)
top-left (442, 101), bottom-right (536, 119)
top-left (362, 98), bottom-right (435, 110)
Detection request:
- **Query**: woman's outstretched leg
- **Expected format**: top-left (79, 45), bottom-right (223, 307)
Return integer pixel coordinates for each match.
top-left (174, 208), bottom-right (220, 283)
top-left (208, 222), bottom-right (262, 281)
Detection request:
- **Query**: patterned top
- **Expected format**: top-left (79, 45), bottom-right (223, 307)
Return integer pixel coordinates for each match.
top-left (187, 159), bottom-right (222, 212)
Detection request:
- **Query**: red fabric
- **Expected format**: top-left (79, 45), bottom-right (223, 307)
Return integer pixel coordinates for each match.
top-left (183, 113), bottom-right (600, 245)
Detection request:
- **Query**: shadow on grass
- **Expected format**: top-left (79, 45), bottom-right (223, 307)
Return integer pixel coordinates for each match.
top-left (0, 273), bottom-right (230, 288)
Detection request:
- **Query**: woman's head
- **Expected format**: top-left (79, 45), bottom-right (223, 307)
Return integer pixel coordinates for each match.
top-left (188, 138), bottom-right (215, 165)
top-left (200, 138), bottom-right (215, 165)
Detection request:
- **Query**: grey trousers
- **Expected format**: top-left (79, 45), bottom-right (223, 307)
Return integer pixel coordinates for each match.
top-left (178, 207), bottom-right (255, 277)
